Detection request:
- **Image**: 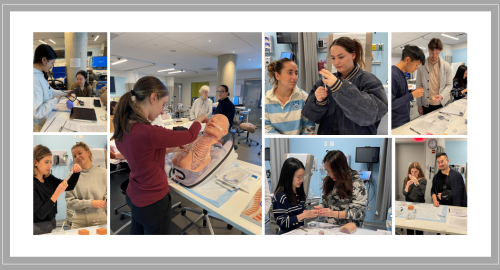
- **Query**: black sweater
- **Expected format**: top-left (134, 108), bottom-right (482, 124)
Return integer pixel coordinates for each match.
top-left (214, 98), bottom-right (236, 129)
top-left (33, 172), bottom-right (80, 223)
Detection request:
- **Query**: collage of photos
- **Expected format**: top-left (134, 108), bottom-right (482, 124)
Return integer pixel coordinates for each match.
top-left (32, 31), bottom-right (467, 237)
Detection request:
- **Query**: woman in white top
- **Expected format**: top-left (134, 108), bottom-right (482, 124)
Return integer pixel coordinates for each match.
top-left (33, 44), bottom-right (71, 132)
top-left (190, 85), bottom-right (213, 120)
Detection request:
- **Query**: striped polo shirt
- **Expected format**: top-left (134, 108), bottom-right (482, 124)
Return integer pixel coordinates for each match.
top-left (272, 191), bottom-right (306, 234)
top-left (265, 86), bottom-right (315, 135)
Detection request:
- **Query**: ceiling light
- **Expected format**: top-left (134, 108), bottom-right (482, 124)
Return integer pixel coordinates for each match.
top-left (158, 68), bottom-right (175, 72)
top-left (111, 59), bottom-right (128, 65)
top-left (249, 59), bottom-right (251, 61)
top-left (39, 40), bottom-right (47, 44)
top-left (49, 39), bottom-right (56, 44)
top-left (94, 35), bottom-right (100, 41)
top-left (441, 33), bottom-right (458, 40)
top-left (168, 71), bottom-right (182, 74)
top-left (233, 51), bottom-right (235, 53)
top-left (208, 40), bottom-right (211, 42)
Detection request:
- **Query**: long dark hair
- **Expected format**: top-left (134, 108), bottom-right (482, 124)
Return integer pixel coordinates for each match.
top-left (76, 70), bottom-right (89, 88)
top-left (274, 157), bottom-right (306, 206)
top-left (111, 76), bottom-right (169, 142)
top-left (329, 37), bottom-right (365, 70)
top-left (33, 44), bottom-right (57, 64)
top-left (322, 150), bottom-right (355, 200)
top-left (453, 64), bottom-right (467, 88)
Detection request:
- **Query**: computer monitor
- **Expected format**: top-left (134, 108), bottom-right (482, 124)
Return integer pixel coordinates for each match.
top-left (232, 96), bottom-right (240, 105)
top-left (355, 147), bottom-right (380, 163)
top-left (92, 56), bottom-right (107, 68)
top-left (280, 52), bottom-right (293, 60)
top-left (359, 171), bottom-right (372, 181)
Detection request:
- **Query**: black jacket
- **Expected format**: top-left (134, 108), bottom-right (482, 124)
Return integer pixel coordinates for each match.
top-left (431, 169), bottom-right (467, 207)
top-left (302, 65), bottom-right (388, 135)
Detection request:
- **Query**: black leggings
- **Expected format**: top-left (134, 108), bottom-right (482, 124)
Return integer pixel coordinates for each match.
top-left (126, 193), bottom-right (172, 235)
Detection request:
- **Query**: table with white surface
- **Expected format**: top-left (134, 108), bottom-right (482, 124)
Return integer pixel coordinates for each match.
top-left (167, 160), bottom-right (262, 235)
top-left (44, 97), bottom-right (108, 132)
top-left (284, 222), bottom-right (390, 235)
top-left (43, 224), bottom-right (108, 235)
top-left (395, 203), bottom-right (467, 235)
top-left (391, 100), bottom-right (467, 135)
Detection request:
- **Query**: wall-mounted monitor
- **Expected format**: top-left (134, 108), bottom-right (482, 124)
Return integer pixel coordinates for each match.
top-left (355, 147), bottom-right (380, 163)
top-left (110, 76), bottom-right (115, 93)
top-left (276, 32), bottom-right (298, 44)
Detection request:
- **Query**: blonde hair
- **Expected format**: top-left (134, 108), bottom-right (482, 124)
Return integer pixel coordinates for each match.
top-left (199, 85), bottom-right (210, 95)
top-left (33, 144), bottom-right (52, 178)
top-left (71, 141), bottom-right (93, 163)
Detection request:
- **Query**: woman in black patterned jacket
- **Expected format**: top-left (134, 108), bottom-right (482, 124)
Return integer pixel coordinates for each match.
top-left (315, 150), bottom-right (368, 227)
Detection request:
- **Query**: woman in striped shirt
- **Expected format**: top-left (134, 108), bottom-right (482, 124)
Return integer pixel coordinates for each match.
top-left (272, 158), bottom-right (318, 234)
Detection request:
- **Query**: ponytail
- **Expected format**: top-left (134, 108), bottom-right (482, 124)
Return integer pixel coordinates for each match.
top-left (111, 76), bottom-right (169, 142)
top-left (330, 37), bottom-right (366, 70)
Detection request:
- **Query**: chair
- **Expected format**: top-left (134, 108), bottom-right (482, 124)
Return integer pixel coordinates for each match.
top-left (179, 207), bottom-right (232, 235)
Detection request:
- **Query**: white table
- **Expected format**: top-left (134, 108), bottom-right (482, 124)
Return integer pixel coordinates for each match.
top-left (391, 100), bottom-right (467, 135)
top-left (395, 203), bottom-right (467, 235)
top-left (44, 97), bottom-right (108, 132)
top-left (285, 222), bottom-right (389, 235)
top-left (43, 224), bottom-right (108, 235)
top-left (167, 160), bottom-right (262, 235)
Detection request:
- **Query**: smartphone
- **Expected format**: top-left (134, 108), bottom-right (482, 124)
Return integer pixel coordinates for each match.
top-left (94, 99), bottom-right (101, 107)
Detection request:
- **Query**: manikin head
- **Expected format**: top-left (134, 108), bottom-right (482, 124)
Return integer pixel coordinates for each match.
top-left (204, 114), bottom-right (229, 140)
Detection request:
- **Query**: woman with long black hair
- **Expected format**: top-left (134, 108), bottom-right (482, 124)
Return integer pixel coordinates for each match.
top-left (451, 64), bottom-right (467, 101)
top-left (315, 150), bottom-right (368, 227)
top-left (70, 70), bottom-right (93, 97)
top-left (272, 157), bottom-right (318, 234)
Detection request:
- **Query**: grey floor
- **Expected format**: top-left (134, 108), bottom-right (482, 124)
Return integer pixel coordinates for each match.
top-left (110, 121), bottom-right (262, 235)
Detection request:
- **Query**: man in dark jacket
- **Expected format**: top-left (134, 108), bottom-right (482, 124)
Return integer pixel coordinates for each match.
top-left (431, 153), bottom-right (467, 207)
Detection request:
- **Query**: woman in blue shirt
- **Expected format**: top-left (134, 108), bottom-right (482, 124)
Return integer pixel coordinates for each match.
top-left (33, 44), bottom-right (71, 132)
top-left (272, 157), bottom-right (318, 234)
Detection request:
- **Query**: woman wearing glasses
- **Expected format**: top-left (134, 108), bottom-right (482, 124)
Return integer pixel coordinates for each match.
top-left (33, 44), bottom-right (72, 132)
top-left (213, 85), bottom-right (235, 129)
top-left (272, 157), bottom-right (319, 234)
top-left (314, 150), bottom-right (368, 228)
top-left (112, 76), bottom-right (207, 235)
top-left (302, 37), bottom-right (388, 135)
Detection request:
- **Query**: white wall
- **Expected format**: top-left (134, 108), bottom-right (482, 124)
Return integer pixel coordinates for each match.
top-left (452, 41), bottom-right (467, 51)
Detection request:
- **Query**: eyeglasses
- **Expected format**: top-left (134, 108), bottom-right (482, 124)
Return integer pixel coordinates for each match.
top-left (216, 90), bottom-right (227, 93)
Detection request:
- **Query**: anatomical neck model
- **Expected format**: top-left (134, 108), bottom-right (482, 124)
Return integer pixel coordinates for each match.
top-left (172, 114), bottom-right (229, 172)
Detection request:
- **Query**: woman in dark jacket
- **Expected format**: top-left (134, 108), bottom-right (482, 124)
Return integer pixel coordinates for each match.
top-left (302, 37), bottom-right (388, 135)
top-left (402, 162), bottom-right (427, 235)
top-left (451, 64), bottom-right (467, 101)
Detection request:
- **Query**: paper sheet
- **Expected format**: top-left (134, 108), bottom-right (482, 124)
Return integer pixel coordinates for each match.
top-left (282, 229), bottom-right (308, 235)
top-left (375, 230), bottom-right (391, 235)
top-left (447, 216), bottom-right (467, 231)
top-left (79, 124), bottom-right (107, 132)
top-left (440, 105), bottom-right (466, 116)
top-left (410, 119), bottom-right (447, 135)
top-left (415, 205), bottom-right (443, 221)
top-left (53, 99), bottom-right (72, 112)
top-left (449, 208), bottom-right (467, 217)
top-left (61, 122), bottom-right (78, 132)
top-left (42, 116), bottom-right (67, 132)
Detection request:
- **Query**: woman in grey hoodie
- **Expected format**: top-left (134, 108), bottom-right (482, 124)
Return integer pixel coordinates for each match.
top-left (66, 142), bottom-right (108, 229)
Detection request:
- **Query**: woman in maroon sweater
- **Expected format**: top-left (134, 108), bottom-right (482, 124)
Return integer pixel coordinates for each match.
top-left (112, 76), bottom-right (207, 235)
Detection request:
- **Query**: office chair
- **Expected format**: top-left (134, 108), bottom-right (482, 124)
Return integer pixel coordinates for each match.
top-left (237, 123), bottom-right (259, 147)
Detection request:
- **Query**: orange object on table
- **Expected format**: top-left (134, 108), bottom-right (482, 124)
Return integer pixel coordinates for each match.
top-left (339, 222), bottom-right (357, 234)
top-left (408, 205), bottom-right (414, 210)
top-left (78, 229), bottom-right (89, 235)
top-left (96, 228), bottom-right (107, 235)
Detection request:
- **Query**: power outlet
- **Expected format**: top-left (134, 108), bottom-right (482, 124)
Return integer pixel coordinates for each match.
top-left (324, 141), bottom-right (327, 147)
top-left (330, 141), bottom-right (334, 147)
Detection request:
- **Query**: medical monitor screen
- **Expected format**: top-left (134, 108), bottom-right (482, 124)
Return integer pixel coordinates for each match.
top-left (280, 52), bottom-right (293, 60)
top-left (276, 32), bottom-right (298, 44)
top-left (232, 97), bottom-right (240, 105)
top-left (110, 76), bottom-right (115, 93)
top-left (92, 56), bottom-right (107, 68)
top-left (355, 147), bottom-right (380, 163)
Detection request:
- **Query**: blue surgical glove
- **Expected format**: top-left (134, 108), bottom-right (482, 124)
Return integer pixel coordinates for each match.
top-left (66, 99), bottom-right (74, 109)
